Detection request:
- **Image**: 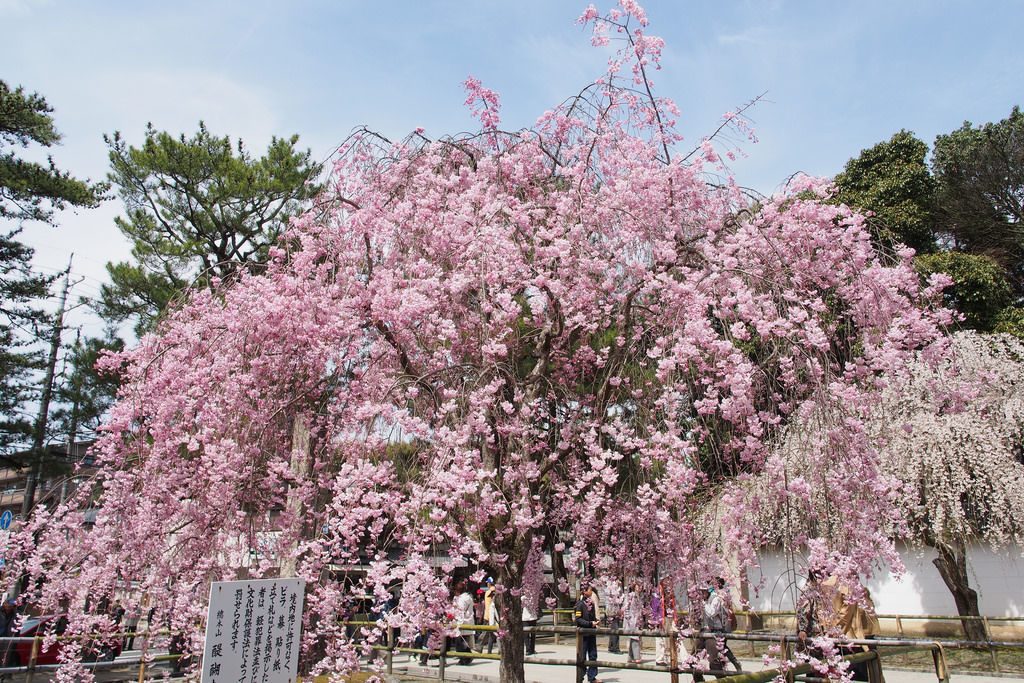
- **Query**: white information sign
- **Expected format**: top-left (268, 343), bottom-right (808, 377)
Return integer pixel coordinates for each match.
top-left (201, 578), bottom-right (305, 683)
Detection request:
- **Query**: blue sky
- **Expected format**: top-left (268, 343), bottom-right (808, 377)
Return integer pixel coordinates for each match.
top-left (3, 0), bottom-right (1023, 336)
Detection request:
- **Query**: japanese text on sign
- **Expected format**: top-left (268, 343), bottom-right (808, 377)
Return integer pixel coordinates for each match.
top-left (201, 578), bottom-right (305, 683)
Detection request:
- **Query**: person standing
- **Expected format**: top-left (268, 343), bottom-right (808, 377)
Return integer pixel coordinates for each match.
top-left (602, 579), bottom-right (623, 655)
top-left (366, 592), bottom-right (394, 664)
top-left (714, 577), bottom-right (742, 671)
top-left (623, 581), bottom-right (644, 664)
top-left (522, 587), bottom-right (539, 656)
top-left (0, 600), bottom-right (17, 667)
top-left (412, 627), bottom-right (432, 666)
top-left (480, 577), bottom-right (498, 654)
top-left (452, 580), bottom-right (476, 664)
top-left (111, 599), bottom-right (126, 626)
top-left (123, 605), bottom-right (141, 651)
top-left (485, 585), bottom-right (499, 654)
top-left (474, 588), bottom-right (485, 626)
top-left (702, 585), bottom-right (727, 672)
top-left (650, 578), bottom-right (676, 666)
top-left (824, 576), bottom-right (881, 682)
top-left (574, 583), bottom-right (600, 683)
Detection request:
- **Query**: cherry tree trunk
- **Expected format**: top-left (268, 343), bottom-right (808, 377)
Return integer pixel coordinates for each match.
top-left (547, 531), bottom-right (572, 609)
top-left (498, 602), bottom-right (526, 683)
top-left (497, 565), bottom-right (526, 683)
top-left (280, 415), bottom-right (312, 578)
top-left (932, 541), bottom-right (988, 643)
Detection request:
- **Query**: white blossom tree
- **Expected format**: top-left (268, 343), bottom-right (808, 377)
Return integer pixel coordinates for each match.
top-left (748, 331), bottom-right (1024, 642)
top-left (872, 331), bottom-right (1024, 640)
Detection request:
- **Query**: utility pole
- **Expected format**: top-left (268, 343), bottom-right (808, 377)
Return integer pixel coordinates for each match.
top-left (59, 328), bottom-right (82, 507)
top-left (21, 257), bottom-right (72, 517)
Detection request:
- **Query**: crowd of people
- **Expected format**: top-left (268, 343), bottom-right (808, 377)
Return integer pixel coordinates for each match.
top-left (409, 575), bottom-right (520, 666)
top-left (380, 567), bottom-right (888, 683)
top-left (572, 576), bottom-right (743, 683)
top-left (404, 571), bottom-right (746, 680)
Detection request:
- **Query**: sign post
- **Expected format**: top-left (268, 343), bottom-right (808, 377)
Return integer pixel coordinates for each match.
top-left (0, 510), bottom-right (12, 572)
top-left (201, 578), bottom-right (305, 683)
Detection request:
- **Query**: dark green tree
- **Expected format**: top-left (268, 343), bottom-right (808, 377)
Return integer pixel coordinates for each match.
top-left (1, 80), bottom-right (105, 224)
top-left (0, 237), bottom-right (46, 454)
top-left (52, 332), bottom-right (125, 445)
top-left (98, 123), bottom-right (323, 335)
top-left (914, 252), bottom-right (1013, 331)
top-left (0, 81), bottom-right (104, 454)
top-left (933, 106), bottom-right (1024, 292)
top-left (834, 130), bottom-right (937, 253)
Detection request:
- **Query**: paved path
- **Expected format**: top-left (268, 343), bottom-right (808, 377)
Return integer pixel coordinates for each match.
top-left (388, 642), bottom-right (1021, 683)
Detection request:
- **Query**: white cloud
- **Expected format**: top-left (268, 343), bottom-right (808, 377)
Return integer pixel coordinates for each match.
top-left (716, 26), bottom-right (771, 46)
top-left (94, 69), bottom-right (279, 148)
top-left (0, 0), bottom-right (49, 16)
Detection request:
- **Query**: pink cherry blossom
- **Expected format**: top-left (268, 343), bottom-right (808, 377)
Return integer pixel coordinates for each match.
top-left (3, 4), bottom-right (954, 683)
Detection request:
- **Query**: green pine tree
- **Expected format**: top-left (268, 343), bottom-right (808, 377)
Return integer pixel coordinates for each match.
top-left (98, 122), bottom-right (323, 335)
top-left (0, 80), bottom-right (104, 453)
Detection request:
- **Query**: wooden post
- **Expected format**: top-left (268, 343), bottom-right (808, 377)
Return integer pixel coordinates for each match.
top-left (25, 635), bottom-right (40, 683)
top-left (386, 626), bottom-right (394, 674)
top-left (974, 618), bottom-right (999, 671)
top-left (668, 627), bottom-right (679, 683)
top-left (554, 609), bottom-right (560, 646)
top-left (137, 628), bottom-right (149, 683)
top-left (931, 642), bottom-right (949, 683)
top-left (783, 636), bottom-right (794, 683)
top-left (896, 616), bottom-right (904, 638)
top-left (867, 650), bottom-right (883, 683)
top-left (575, 628), bottom-right (584, 683)
top-left (438, 635), bottom-right (447, 681)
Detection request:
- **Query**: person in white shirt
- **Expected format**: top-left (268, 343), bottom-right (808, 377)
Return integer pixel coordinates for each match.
top-left (701, 585), bottom-right (728, 672)
top-left (453, 580), bottom-right (477, 663)
top-left (601, 578), bottom-right (624, 655)
top-left (522, 592), bottom-right (539, 656)
top-left (623, 581), bottom-right (645, 663)
top-left (714, 577), bottom-right (742, 671)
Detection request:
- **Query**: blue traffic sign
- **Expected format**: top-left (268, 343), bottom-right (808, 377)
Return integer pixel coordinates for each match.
top-left (0, 510), bottom-right (12, 530)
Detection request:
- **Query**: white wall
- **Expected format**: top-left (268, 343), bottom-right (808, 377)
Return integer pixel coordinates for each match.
top-left (746, 543), bottom-right (1024, 618)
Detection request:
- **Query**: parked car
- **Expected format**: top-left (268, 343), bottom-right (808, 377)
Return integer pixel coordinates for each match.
top-left (10, 614), bottom-right (121, 666)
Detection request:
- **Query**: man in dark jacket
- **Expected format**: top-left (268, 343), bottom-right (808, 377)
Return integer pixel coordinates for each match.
top-left (574, 583), bottom-right (600, 683)
top-left (0, 600), bottom-right (17, 667)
